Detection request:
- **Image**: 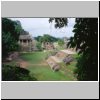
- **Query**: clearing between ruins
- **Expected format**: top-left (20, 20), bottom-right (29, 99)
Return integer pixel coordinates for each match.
top-left (2, 18), bottom-right (98, 81)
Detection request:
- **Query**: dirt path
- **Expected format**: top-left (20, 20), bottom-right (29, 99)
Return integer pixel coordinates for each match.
top-left (15, 58), bottom-right (48, 68)
top-left (16, 58), bottom-right (29, 68)
top-left (29, 61), bottom-right (48, 66)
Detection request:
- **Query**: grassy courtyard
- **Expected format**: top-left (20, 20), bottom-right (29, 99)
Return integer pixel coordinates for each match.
top-left (19, 51), bottom-right (77, 81)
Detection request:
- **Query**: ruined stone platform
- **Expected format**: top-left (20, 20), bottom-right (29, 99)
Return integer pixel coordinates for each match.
top-left (46, 49), bottom-right (76, 71)
top-left (61, 50), bottom-right (76, 55)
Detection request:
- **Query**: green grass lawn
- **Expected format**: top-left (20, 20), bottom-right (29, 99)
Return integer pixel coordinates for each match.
top-left (20, 51), bottom-right (77, 81)
top-left (20, 52), bottom-right (47, 64)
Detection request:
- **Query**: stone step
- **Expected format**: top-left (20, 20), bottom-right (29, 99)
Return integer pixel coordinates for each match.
top-left (61, 50), bottom-right (76, 55)
top-left (50, 56), bottom-right (62, 63)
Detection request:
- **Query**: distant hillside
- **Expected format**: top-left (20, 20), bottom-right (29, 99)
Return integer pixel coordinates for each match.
top-left (34, 34), bottom-right (59, 42)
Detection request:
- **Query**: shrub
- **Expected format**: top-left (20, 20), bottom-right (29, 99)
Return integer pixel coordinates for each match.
top-left (2, 64), bottom-right (37, 81)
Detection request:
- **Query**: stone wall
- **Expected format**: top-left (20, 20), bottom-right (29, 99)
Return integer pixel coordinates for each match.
top-left (46, 57), bottom-right (60, 71)
top-left (43, 42), bottom-right (54, 50)
top-left (55, 51), bottom-right (68, 60)
top-left (6, 52), bottom-right (19, 61)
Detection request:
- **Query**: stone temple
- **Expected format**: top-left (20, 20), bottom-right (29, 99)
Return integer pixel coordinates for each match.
top-left (42, 42), bottom-right (54, 50)
top-left (18, 34), bottom-right (34, 52)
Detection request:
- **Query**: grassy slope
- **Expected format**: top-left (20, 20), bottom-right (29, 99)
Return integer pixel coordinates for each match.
top-left (20, 51), bottom-right (77, 81)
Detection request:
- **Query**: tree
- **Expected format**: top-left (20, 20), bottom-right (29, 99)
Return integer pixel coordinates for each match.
top-left (58, 39), bottom-right (64, 47)
top-left (68, 18), bottom-right (98, 81)
top-left (35, 34), bottom-right (59, 43)
top-left (49, 18), bottom-right (98, 81)
top-left (49, 18), bottom-right (68, 28)
top-left (35, 36), bottom-right (42, 42)
top-left (2, 18), bottom-right (23, 58)
top-left (36, 42), bottom-right (42, 51)
top-left (2, 64), bottom-right (37, 81)
top-left (2, 18), bottom-right (37, 81)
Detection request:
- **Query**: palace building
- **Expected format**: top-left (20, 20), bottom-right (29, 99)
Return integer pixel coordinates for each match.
top-left (18, 30), bottom-right (36, 52)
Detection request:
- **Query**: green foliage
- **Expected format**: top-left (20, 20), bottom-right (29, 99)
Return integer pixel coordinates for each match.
top-left (2, 32), bottom-right (19, 54)
top-left (58, 39), bottom-right (64, 47)
top-left (2, 18), bottom-right (22, 58)
top-left (14, 20), bottom-right (23, 35)
top-left (36, 42), bottom-right (42, 51)
top-left (75, 54), bottom-right (98, 81)
top-left (49, 18), bottom-right (68, 28)
top-left (2, 64), bottom-right (37, 81)
top-left (35, 36), bottom-right (42, 41)
top-left (68, 18), bottom-right (98, 81)
top-left (50, 18), bottom-right (98, 81)
top-left (35, 34), bottom-right (59, 43)
top-left (42, 34), bottom-right (53, 42)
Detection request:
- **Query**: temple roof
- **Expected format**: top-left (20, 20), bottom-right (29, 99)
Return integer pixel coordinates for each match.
top-left (19, 35), bottom-right (33, 40)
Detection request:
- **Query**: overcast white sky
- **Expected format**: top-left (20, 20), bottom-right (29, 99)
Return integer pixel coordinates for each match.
top-left (10, 18), bottom-right (75, 38)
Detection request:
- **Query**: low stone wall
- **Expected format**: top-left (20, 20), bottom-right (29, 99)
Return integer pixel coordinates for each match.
top-left (46, 57), bottom-right (60, 71)
top-left (55, 51), bottom-right (68, 60)
top-left (6, 52), bottom-right (19, 61)
top-left (46, 49), bottom-right (75, 71)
